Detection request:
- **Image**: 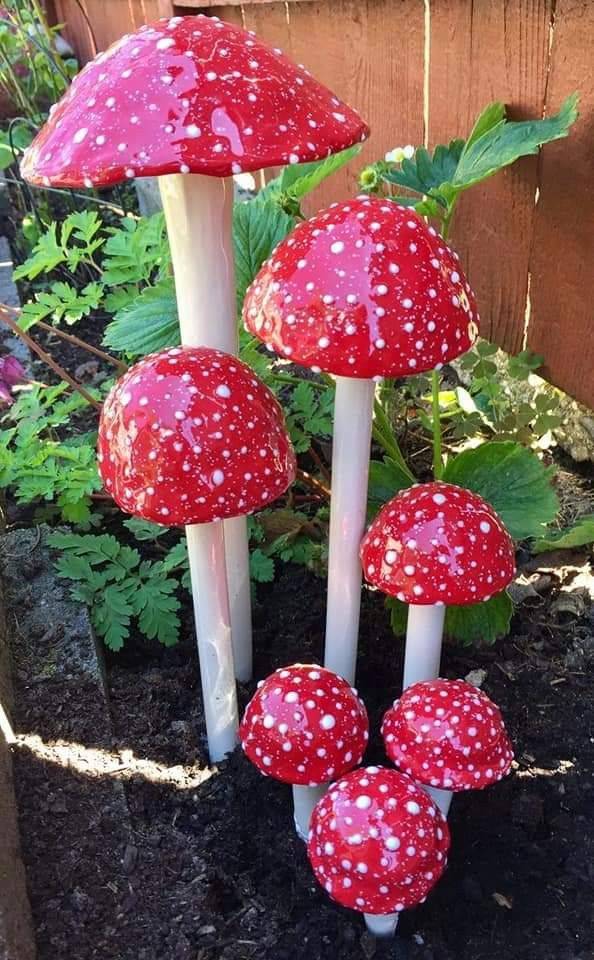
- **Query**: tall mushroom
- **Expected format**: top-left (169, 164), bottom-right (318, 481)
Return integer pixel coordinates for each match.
top-left (240, 663), bottom-right (368, 839)
top-left (382, 678), bottom-right (514, 815)
top-left (20, 13), bottom-right (369, 682)
top-left (244, 197), bottom-right (478, 683)
top-left (307, 766), bottom-right (450, 937)
top-left (361, 482), bottom-right (516, 688)
top-left (98, 346), bottom-right (296, 761)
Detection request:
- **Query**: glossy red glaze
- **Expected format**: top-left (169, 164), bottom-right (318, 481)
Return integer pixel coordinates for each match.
top-left (98, 346), bottom-right (296, 525)
top-left (382, 679), bottom-right (514, 791)
top-left (21, 15), bottom-right (368, 188)
top-left (243, 197), bottom-right (478, 379)
top-left (360, 481), bottom-right (515, 605)
top-left (240, 664), bottom-right (368, 786)
top-left (307, 766), bottom-right (449, 914)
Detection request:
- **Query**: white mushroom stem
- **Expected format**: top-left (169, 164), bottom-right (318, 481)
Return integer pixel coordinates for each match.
top-left (292, 784), bottom-right (328, 840)
top-left (402, 604), bottom-right (446, 688)
top-left (159, 173), bottom-right (252, 683)
top-left (324, 376), bottom-right (376, 683)
top-left (364, 913), bottom-right (399, 938)
top-left (185, 522), bottom-right (239, 762)
top-left (425, 785), bottom-right (453, 817)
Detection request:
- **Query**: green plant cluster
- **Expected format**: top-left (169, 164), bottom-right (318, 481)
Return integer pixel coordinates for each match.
top-left (5, 92), bottom-right (592, 653)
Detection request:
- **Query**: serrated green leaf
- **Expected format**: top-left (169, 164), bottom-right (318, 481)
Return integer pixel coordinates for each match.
top-left (465, 101), bottom-right (506, 149)
top-left (382, 139), bottom-right (464, 198)
top-left (133, 575), bottom-right (181, 647)
top-left (532, 514), bottom-right (594, 553)
top-left (123, 517), bottom-right (168, 541)
top-left (442, 440), bottom-right (558, 539)
top-left (250, 548), bottom-right (275, 583)
top-left (233, 200), bottom-right (295, 313)
top-left (278, 145), bottom-right (362, 200)
top-left (103, 280), bottom-right (179, 356)
top-left (13, 223), bottom-right (64, 280)
top-left (386, 589), bottom-right (513, 647)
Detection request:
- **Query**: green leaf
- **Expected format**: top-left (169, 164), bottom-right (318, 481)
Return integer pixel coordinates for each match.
top-left (250, 548), bottom-right (275, 583)
top-left (387, 590), bottom-right (513, 647)
top-left (123, 517), bottom-right (168, 541)
top-left (465, 101), bottom-right (506, 149)
top-left (443, 441), bottom-right (558, 540)
top-left (103, 280), bottom-right (179, 356)
top-left (13, 222), bottom-right (64, 280)
top-left (277, 145), bottom-right (362, 200)
top-left (133, 570), bottom-right (180, 647)
top-left (382, 140), bottom-right (464, 199)
top-left (102, 212), bottom-right (168, 286)
top-left (452, 94), bottom-right (579, 191)
top-left (368, 457), bottom-right (413, 513)
top-left (532, 514), bottom-right (594, 554)
top-left (233, 200), bottom-right (295, 313)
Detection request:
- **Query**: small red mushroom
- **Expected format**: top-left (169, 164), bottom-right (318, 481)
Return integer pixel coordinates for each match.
top-left (382, 679), bottom-right (514, 814)
top-left (307, 766), bottom-right (450, 937)
top-left (243, 197), bottom-right (478, 684)
top-left (22, 14), bottom-right (368, 686)
top-left (240, 663), bottom-right (368, 837)
top-left (99, 346), bottom-right (295, 762)
top-left (361, 481), bottom-right (515, 688)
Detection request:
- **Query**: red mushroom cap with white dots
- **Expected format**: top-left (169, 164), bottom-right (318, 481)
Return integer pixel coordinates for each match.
top-left (98, 346), bottom-right (296, 526)
top-left (382, 679), bottom-right (514, 791)
top-left (239, 664), bottom-right (369, 786)
top-left (20, 14), bottom-right (368, 189)
top-left (243, 197), bottom-right (478, 379)
top-left (307, 766), bottom-right (450, 915)
top-left (360, 481), bottom-right (515, 605)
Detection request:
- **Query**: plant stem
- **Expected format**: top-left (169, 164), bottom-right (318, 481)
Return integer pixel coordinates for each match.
top-left (372, 397), bottom-right (416, 481)
top-left (0, 306), bottom-right (101, 410)
top-left (431, 369), bottom-right (443, 479)
top-left (296, 467), bottom-right (330, 499)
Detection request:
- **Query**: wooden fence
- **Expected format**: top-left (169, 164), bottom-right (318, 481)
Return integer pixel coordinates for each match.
top-left (47, 0), bottom-right (594, 409)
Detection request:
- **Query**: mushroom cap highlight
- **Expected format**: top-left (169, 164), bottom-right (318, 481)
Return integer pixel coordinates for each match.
top-left (360, 481), bottom-right (515, 605)
top-left (21, 14), bottom-right (369, 189)
top-left (98, 346), bottom-right (296, 525)
top-left (307, 766), bottom-right (450, 915)
top-left (382, 679), bottom-right (514, 791)
top-left (243, 196), bottom-right (478, 379)
top-left (239, 663), bottom-right (369, 785)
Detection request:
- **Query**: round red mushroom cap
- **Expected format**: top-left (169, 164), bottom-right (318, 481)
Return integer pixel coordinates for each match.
top-left (307, 766), bottom-right (450, 914)
top-left (21, 14), bottom-right (368, 189)
top-left (243, 197), bottom-right (478, 379)
top-left (98, 346), bottom-right (296, 525)
top-left (361, 481), bottom-right (515, 605)
top-left (239, 663), bottom-right (369, 785)
top-left (382, 679), bottom-right (514, 791)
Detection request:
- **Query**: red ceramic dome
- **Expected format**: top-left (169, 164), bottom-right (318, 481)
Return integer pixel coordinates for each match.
top-left (382, 679), bottom-right (514, 791)
top-left (360, 481), bottom-right (515, 605)
top-left (21, 14), bottom-right (368, 188)
top-left (98, 346), bottom-right (296, 525)
top-left (307, 767), bottom-right (450, 915)
top-left (240, 664), bottom-right (368, 785)
top-left (243, 197), bottom-right (478, 379)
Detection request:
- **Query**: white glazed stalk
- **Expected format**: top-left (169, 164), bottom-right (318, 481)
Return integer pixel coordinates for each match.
top-left (364, 913), bottom-right (399, 938)
top-left (159, 173), bottom-right (252, 683)
top-left (292, 784), bottom-right (328, 840)
top-left (185, 522), bottom-right (239, 762)
top-left (324, 376), bottom-right (376, 683)
top-left (425, 785), bottom-right (453, 817)
top-left (402, 604), bottom-right (446, 689)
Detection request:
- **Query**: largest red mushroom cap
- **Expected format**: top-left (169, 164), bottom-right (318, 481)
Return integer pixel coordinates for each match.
top-left (98, 346), bottom-right (296, 525)
top-left (243, 197), bottom-right (478, 379)
top-left (382, 679), bottom-right (514, 791)
top-left (308, 767), bottom-right (450, 915)
top-left (21, 14), bottom-right (368, 188)
top-left (361, 481), bottom-right (516, 605)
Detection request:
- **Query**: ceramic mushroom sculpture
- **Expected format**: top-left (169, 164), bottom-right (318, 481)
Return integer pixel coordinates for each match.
top-left (98, 346), bottom-right (296, 761)
top-left (21, 13), bottom-right (368, 684)
top-left (244, 197), bottom-right (478, 684)
top-left (361, 482), bottom-right (515, 688)
top-left (240, 663), bottom-right (368, 839)
top-left (382, 679), bottom-right (514, 816)
top-left (307, 766), bottom-right (450, 937)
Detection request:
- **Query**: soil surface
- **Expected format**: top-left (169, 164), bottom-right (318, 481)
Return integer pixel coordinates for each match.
top-left (9, 538), bottom-right (594, 960)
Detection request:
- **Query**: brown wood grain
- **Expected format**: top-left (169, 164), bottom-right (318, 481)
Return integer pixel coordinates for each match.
top-left (428, 0), bottom-right (552, 355)
top-left (527, 0), bottom-right (594, 408)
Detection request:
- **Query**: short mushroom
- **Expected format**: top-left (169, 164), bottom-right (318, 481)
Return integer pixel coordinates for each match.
top-left (98, 346), bottom-right (296, 761)
top-left (21, 13), bottom-right (368, 683)
top-left (382, 678), bottom-right (515, 815)
top-left (307, 765), bottom-right (450, 937)
top-left (240, 663), bottom-right (368, 839)
top-left (244, 197), bottom-right (478, 684)
top-left (361, 481), bottom-right (515, 688)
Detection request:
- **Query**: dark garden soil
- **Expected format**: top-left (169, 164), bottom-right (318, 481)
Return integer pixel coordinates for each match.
top-left (9, 538), bottom-right (594, 960)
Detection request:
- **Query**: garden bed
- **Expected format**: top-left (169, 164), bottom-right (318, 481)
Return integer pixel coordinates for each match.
top-left (7, 532), bottom-right (594, 960)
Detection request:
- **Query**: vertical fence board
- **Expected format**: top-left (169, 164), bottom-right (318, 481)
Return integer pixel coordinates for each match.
top-left (428, 0), bottom-right (551, 354)
top-left (527, 1), bottom-right (594, 409)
